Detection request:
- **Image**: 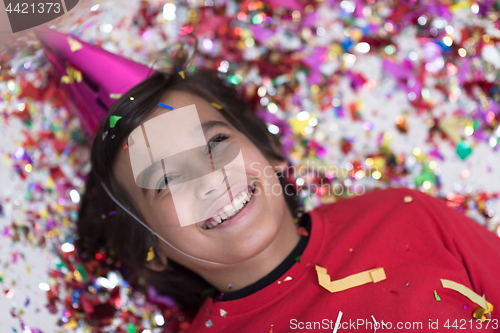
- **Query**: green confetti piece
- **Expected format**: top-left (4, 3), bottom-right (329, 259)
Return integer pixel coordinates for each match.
top-left (109, 115), bottom-right (123, 128)
top-left (201, 287), bottom-right (216, 299)
top-left (126, 323), bottom-right (137, 333)
top-left (295, 255), bottom-right (301, 263)
top-left (76, 264), bottom-right (88, 281)
top-left (109, 93), bottom-right (122, 99)
top-left (434, 290), bottom-right (441, 301)
top-left (456, 141), bottom-right (472, 160)
top-left (414, 165), bottom-right (436, 188)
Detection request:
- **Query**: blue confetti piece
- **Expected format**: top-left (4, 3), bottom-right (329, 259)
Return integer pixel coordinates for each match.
top-left (158, 103), bottom-right (173, 110)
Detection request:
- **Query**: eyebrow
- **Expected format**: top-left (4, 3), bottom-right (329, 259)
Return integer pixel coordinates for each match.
top-left (142, 120), bottom-right (231, 197)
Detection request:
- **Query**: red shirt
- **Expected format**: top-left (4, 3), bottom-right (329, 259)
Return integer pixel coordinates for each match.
top-left (187, 188), bottom-right (500, 332)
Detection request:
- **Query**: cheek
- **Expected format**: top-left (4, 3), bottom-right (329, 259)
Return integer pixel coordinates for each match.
top-left (142, 197), bottom-right (182, 231)
top-left (242, 150), bottom-right (276, 179)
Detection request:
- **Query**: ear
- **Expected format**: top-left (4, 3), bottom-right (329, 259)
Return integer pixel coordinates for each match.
top-left (145, 249), bottom-right (168, 271)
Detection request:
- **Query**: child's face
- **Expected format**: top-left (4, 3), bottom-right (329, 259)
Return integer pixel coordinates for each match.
top-left (112, 90), bottom-right (290, 268)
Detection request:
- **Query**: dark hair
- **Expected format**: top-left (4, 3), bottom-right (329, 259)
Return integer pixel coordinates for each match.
top-left (76, 52), bottom-right (298, 316)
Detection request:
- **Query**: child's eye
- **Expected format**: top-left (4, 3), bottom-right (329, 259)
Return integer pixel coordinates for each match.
top-left (156, 174), bottom-right (178, 194)
top-left (207, 134), bottom-right (229, 154)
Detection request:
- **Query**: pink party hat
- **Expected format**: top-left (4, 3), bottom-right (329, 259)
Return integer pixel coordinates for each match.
top-left (36, 28), bottom-right (153, 137)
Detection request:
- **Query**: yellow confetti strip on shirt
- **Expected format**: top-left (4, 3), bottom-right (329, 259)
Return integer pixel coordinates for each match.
top-left (315, 265), bottom-right (386, 293)
top-left (440, 279), bottom-right (489, 310)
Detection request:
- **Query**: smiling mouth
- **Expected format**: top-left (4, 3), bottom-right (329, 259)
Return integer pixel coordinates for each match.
top-left (202, 184), bottom-right (257, 230)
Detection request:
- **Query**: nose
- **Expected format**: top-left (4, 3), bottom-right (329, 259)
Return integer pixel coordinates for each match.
top-left (194, 167), bottom-right (230, 199)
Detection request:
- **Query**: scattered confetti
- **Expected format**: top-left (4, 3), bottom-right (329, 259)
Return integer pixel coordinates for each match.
top-left (177, 68), bottom-right (185, 79)
top-left (220, 308), bottom-right (227, 317)
top-left (109, 115), bottom-right (123, 128)
top-left (109, 93), bottom-right (123, 99)
top-left (434, 290), bottom-right (441, 301)
top-left (210, 102), bottom-right (222, 110)
top-left (473, 302), bottom-right (494, 322)
top-left (146, 246), bottom-right (155, 261)
top-left (297, 226), bottom-right (309, 236)
top-left (404, 196), bottom-right (413, 203)
top-left (67, 36), bottom-right (82, 52)
top-left (60, 65), bottom-right (82, 84)
top-left (158, 103), bottom-right (173, 110)
top-left (440, 279), bottom-right (488, 310)
top-left (315, 265), bottom-right (386, 293)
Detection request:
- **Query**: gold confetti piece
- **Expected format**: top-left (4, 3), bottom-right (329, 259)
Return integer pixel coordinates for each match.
top-left (404, 195), bottom-right (413, 203)
top-left (109, 93), bottom-right (122, 99)
top-left (67, 36), bottom-right (83, 52)
top-left (211, 102), bottom-right (223, 110)
top-left (73, 270), bottom-right (83, 282)
top-left (220, 308), bottom-right (227, 317)
top-left (178, 70), bottom-right (185, 79)
top-left (64, 319), bottom-right (78, 329)
top-left (283, 276), bottom-right (293, 281)
top-left (473, 302), bottom-right (493, 322)
top-left (146, 246), bottom-right (155, 261)
top-left (440, 279), bottom-right (489, 310)
top-left (61, 65), bottom-right (82, 84)
top-left (315, 265), bottom-right (386, 293)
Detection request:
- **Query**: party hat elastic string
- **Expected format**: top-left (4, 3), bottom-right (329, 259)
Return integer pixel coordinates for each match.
top-left (100, 181), bottom-right (225, 265)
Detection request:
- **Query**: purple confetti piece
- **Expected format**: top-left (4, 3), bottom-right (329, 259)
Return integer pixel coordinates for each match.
top-left (251, 25), bottom-right (274, 45)
top-left (301, 47), bottom-right (326, 86)
top-left (458, 58), bottom-right (471, 85)
top-left (148, 286), bottom-right (177, 307)
top-left (301, 11), bottom-right (317, 28)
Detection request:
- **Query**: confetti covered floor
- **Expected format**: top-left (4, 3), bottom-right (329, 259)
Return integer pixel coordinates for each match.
top-left (1, 0), bottom-right (500, 332)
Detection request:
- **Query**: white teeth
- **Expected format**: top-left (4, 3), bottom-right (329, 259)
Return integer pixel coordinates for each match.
top-left (205, 188), bottom-right (255, 229)
top-left (224, 205), bottom-right (236, 217)
top-left (232, 197), bottom-right (243, 210)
